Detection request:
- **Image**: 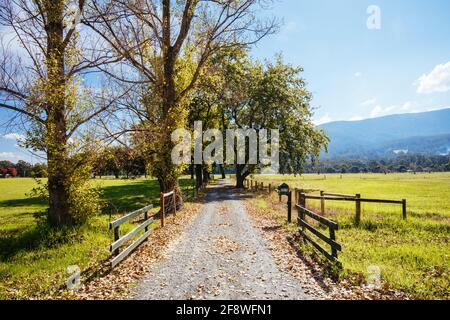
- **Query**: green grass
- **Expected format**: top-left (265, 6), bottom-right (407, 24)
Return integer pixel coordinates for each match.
top-left (253, 173), bottom-right (450, 299)
top-left (0, 177), bottom-right (195, 299)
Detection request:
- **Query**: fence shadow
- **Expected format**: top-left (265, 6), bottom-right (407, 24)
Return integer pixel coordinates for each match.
top-left (0, 215), bottom-right (80, 262)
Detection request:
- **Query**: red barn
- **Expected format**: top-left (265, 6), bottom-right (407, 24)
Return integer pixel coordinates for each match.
top-left (1, 167), bottom-right (17, 178)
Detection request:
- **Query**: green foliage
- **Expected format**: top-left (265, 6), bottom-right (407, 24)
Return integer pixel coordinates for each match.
top-left (29, 159), bottom-right (102, 225)
top-left (0, 176), bottom-right (195, 299)
top-left (187, 49), bottom-right (329, 184)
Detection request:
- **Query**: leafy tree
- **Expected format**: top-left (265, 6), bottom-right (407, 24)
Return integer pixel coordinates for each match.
top-left (16, 160), bottom-right (33, 177)
top-left (85, 0), bottom-right (277, 196)
top-left (222, 54), bottom-right (328, 187)
top-left (0, 160), bottom-right (15, 169)
top-left (0, 0), bottom-right (117, 226)
top-left (31, 163), bottom-right (48, 178)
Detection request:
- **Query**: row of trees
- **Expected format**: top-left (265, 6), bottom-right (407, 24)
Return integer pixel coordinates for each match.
top-left (0, 160), bottom-right (47, 177)
top-left (301, 154), bottom-right (450, 174)
top-left (0, 1), bottom-right (327, 227)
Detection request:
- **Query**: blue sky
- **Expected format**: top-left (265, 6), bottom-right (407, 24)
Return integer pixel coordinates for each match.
top-left (1, 0), bottom-right (450, 162)
top-left (252, 0), bottom-right (450, 124)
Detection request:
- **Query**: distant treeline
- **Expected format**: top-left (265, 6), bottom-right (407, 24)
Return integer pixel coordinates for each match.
top-left (3, 152), bottom-right (450, 179)
top-left (301, 154), bottom-right (450, 174)
top-left (0, 160), bottom-right (47, 178)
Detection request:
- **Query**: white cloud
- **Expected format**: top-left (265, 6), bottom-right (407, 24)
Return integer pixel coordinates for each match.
top-left (416, 61), bottom-right (450, 94)
top-left (354, 72), bottom-right (363, 78)
top-left (369, 101), bottom-right (415, 118)
top-left (2, 133), bottom-right (25, 141)
top-left (314, 113), bottom-right (332, 125)
top-left (0, 152), bottom-right (22, 162)
top-left (360, 98), bottom-right (377, 106)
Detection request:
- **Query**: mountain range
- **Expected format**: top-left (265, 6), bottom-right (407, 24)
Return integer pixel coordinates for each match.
top-left (318, 108), bottom-right (450, 159)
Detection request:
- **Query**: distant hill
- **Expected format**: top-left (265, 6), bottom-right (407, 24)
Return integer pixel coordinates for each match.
top-left (318, 108), bottom-right (450, 159)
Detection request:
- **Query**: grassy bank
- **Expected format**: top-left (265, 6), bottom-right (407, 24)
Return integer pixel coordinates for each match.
top-left (0, 177), bottom-right (195, 299)
top-left (251, 173), bottom-right (450, 299)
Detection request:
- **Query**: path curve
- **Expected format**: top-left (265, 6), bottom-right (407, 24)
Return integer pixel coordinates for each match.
top-left (132, 180), bottom-right (314, 300)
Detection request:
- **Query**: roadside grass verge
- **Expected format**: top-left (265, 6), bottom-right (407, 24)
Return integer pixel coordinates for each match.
top-left (0, 177), bottom-right (195, 299)
top-left (249, 173), bottom-right (450, 300)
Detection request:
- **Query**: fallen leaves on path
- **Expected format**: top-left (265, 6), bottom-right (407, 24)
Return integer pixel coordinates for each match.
top-left (212, 236), bottom-right (241, 255)
top-left (243, 198), bottom-right (343, 299)
top-left (243, 191), bottom-right (409, 300)
top-left (61, 201), bottom-right (204, 300)
top-left (218, 205), bottom-right (229, 215)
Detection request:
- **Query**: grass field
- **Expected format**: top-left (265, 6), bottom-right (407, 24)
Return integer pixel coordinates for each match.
top-left (252, 173), bottom-right (450, 299)
top-left (0, 177), bottom-right (195, 299)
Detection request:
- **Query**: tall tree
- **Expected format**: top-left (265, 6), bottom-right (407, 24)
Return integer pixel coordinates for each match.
top-left (85, 0), bottom-right (277, 195)
top-left (195, 52), bottom-right (329, 187)
top-left (0, 0), bottom-right (118, 226)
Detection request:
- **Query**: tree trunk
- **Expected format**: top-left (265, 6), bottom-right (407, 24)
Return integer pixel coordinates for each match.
top-left (46, 0), bottom-right (71, 227)
top-left (158, 176), bottom-right (178, 193)
top-left (235, 164), bottom-right (247, 188)
top-left (195, 164), bottom-right (203, 187)
top-left (190, 163), bottom-right (194, 179)
top-left (202, 165), bottom-right (209, 184)
top-left (219, 164), bottom-right (226, 179)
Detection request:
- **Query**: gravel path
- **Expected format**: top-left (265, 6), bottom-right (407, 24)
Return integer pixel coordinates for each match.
top-left (131, 180), bottom-right (314, 300)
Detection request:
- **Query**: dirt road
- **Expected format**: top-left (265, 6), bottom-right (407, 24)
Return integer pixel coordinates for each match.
top-left (132, 180), bottom-right (314, 300)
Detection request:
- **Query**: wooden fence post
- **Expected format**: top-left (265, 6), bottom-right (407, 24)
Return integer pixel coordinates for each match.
top-left (268, 183), bottom-right (272, 194)
top-left (160, 192), bottom-right (165, 227)
top-left (113, 226), bottom-right (120, 255)
top-left (355, 194), bottom-right (361, 225)
top-left (287, 191), bottom-right (292, 223)
top-left (144, 211), bottom-right (149, 232)
top-left (402, 199), bottom-right (407, 220)
top-left (320, 190), bottom-right (325, 215)
top-left (144, 209), bottom-right (149, 243)
top-left (297, 200), bottom-right (305, 233)
top-left (330, 228), bottom-right (337, 259)
top-left (299, 192), bottom-right (306, 208)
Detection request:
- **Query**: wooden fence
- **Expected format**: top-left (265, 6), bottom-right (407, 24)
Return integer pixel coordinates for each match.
top-left (294, 189), bottom-right (407, 223)
top-left (109, 184), bottom-right (192, 268)
top-left (244, 178), bottom-right (342, 264)
top-left (296, 203), bottom-right (341, 265)
top-left (159, 190), bottom-right (178, 228)
top-left (109, 204), bottom-right (154, 268)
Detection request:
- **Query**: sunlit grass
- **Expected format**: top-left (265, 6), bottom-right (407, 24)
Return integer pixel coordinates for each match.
top-left (0, 176), bottom-right (195, 299)
top-left (253, 173), bottom-right (450, 299)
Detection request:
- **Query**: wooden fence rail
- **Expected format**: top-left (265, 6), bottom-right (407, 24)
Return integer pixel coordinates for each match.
top-left (296, 204), bottom-right (342, 265)
top-left (300, 194), bottom-right (407, 222)
top-left (245, 179), bottom-right (342, 265)
top-left (109, 204), bottom-right (154, 268)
